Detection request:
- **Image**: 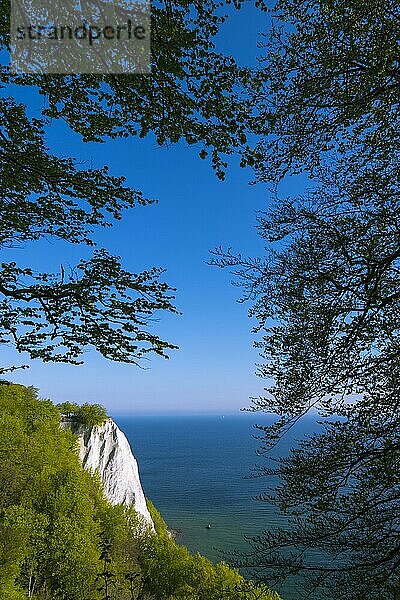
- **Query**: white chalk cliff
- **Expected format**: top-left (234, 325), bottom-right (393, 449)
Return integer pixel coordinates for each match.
top-left (63, 417), bottom-right (154, 529)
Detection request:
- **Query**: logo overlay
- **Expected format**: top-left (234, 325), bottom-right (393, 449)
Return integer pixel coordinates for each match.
top-left (10, 0), bottom-right (150, 74)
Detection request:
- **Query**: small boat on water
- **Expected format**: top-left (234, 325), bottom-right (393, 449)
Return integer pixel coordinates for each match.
top-left (206, 524), bottom-right (212, 529)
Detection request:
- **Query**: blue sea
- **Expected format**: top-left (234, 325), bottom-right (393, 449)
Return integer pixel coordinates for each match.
top-left (117, 414), bottom-right (316, 600)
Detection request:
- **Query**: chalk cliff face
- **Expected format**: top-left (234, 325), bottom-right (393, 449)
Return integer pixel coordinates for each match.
top-left (63, 417), bottom-right (154, 529)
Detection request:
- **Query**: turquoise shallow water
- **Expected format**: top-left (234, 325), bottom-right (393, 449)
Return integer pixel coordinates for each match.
top-left (116, 414), bottom-right (315, 600)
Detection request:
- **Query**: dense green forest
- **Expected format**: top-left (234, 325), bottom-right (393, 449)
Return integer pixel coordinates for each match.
top-left (0, 382), bottom-right (279, 600)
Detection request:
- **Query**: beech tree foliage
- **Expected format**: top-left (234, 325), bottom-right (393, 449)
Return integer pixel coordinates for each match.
top-left (213, 1), bottom-right (400, 598)
top-left (248, 0), bottom-right (400, 182)
top-left (0, 0), bottom-right (263, 372)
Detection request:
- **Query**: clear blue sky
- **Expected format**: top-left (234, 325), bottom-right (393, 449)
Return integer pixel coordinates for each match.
top-left (6, 4), bottom-right (293, 415)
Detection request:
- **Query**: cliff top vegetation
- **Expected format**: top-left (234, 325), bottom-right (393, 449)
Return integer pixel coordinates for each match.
top-left (57, 401), bottom-right (109, 428)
